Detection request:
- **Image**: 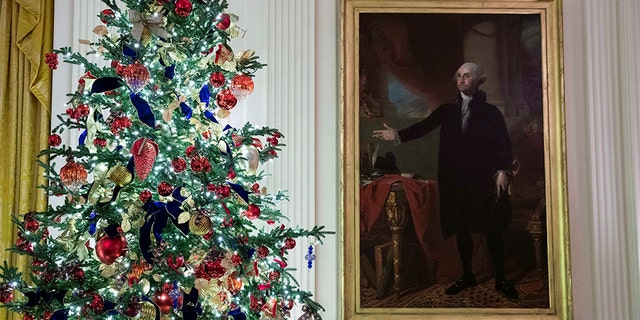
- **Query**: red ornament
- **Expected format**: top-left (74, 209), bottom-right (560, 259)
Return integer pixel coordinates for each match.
top-left (124, 300), bottom-right (140, 317)
top-left (23, 314), bottom-right (34, 320)
top-left (60, 157), bottom-right (88, 192)
top-left (0, 286), bottom-right (13, 303)
top-left (231, 254), bottom-right (242, 266)
top-left (95, 233), bottom-right (128, 265)
top-left (85, 292), bottom-right (104, 312)
top-left (76, 104), bottom-right (90, 118)
top-left (244, 204), bottom-right (260, 220)
top-left (216, 13), bottom-right (231, 30)
top-left (268, 270), bottom-right (280, 281)
top-left (209, 72), bottom-right (225, 88)
top-left (185, 145), bottom-right (197, 158)
top-left (284, 238), bottom-right (296, 250)
top-left (171, 157), bottom-right (187, 173)
top-left (190, 156), bottom-right (212, 173)
top-left (157, 181), bottom-right (173, 196)
top-left (174, 0), bottom-right (193, 17)
top-left (167, 254), bottom-right (185, 269)
top-left (123, 61), bottom-right (150, 93)
top-left (110, 115), bottom-right (133, 135)
top-left (23, 213), bottom-right (39, 232)
top-left (72, 266), bottom-right (85, 282)
top-left (215, 89), bottom-right (238, 110)
top-left (48, 134), bottom-right (62, 147)
top-left (130, 138), bottom-right (158, 181)
top-left (100, 9), bottom-right (115, 24)
top-left (139, 190), bottom-right (152, 203)
top-left (257, 245), bottom-right (269, 258)
top-left (227, 169), bottom-right (236, 180)
top-left (153, 291), bottom-right (173, 314)
top-left (229, 74), bottom-right (254, 101)
top-left (93, 138), bottom-right (107, 148)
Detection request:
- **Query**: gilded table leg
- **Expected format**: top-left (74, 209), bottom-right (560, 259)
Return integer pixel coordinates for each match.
top-left (385, 190), bottom-right (408, 297)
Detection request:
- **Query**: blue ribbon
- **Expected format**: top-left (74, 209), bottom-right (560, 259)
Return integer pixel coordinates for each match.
top-left (50, 309), bottom-right (69, 320)
top-left (159, 58), bottom-right (175, 79)
top-left (180, 102), bottom-right (192, 119)
top-left (139, 187), bottom-right (191, 264)
top-left (203, 109), bottom-right (219, 123)
top-left (130, 93), bottom-right (156, 128)
top-left (90, 77), bottom-right (124, 94)
top-left (79, 130), bottom-right (87, 146)
top-left (229, 308), bottom-right (246, 320)
top-left (181, 288), bottom-right (203, 319)
top-left (164, 65), bottom-right (175, 79)
top-left (227, 182), bottom-right (250, 203)
top-left (25, 289), bottom-right (67, 307)
top-left (123, 45), bottom-right (137, 60)
top-left (199, 84), bottom-right (210, 107)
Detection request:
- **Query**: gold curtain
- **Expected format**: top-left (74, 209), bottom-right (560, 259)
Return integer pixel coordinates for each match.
top-left (0, 0), bottom-right (53, 319)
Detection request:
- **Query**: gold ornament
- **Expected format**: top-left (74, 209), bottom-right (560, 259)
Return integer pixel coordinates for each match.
top-left (189, 211), bottom-right (212, 235)
top-left (138, 301), bottom-right (157, 320)
top-left (108, 165), bottom-right (133, 187)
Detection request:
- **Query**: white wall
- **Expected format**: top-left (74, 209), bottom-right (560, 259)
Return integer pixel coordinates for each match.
top-left (52, 0), bottom-right (640, 319)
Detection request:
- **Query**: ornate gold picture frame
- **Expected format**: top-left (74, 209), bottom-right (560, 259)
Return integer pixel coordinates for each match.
top-left (340, 0), bottom-right (570, 319)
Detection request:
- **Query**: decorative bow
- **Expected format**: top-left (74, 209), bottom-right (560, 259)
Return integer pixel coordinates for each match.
top-left (130, 10), bottom-right (172, 42)
top-left (139, 187), bottom-right (191, 263)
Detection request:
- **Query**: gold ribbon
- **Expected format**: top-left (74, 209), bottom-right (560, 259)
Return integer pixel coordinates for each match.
top-left (130, 10), bottom-right (172, 42)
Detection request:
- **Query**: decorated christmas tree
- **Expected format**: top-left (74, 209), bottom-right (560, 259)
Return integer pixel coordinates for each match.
top-left (0, 1), bottom-right (330, 319)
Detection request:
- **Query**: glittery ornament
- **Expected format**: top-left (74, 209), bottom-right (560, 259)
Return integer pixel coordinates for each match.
top-left (23, 213), bottom-right (39, 232)
top-left (93, 138), bottom-right (107, 148)
top-left (185, 145), bottom-right (197, 158)
top-left (139, 189), bottom-right (152, 203)
top-left (189, 211), bottom-right (212, 236)
top-left (152, 291), bottom-right (172, 314)
top-left (138, 301), bottom-right (157, 320)
top-left (209, 71), bottom-right (225, 88)
top-left (108, 165), bottom-right (133, 187)
top-left (123, 61), bottom-right (150, 93)
top-left (244, 204), bottom-right (260, 220)
top-left (157, 181), bottom-right (173, 196)
top-left (60, 157), bottom-right (88, 192)
top-left (229, 74), bottom-right (254, 101)
top-left (130, 138), bottom-right (158, 181)
top-left (171, 157), bottom-right (187, 172)
top-left (284, 238), bottom-right (296, 250)
top-left (72, 266), bottom-right (85, 282)
top-left (48, 134), bottom-right (62, 147)
top-left (215, 89), bottom-right (237, 110)
top-left (174, 0), bottom-right (193, 17)
top-left (96, 233), bottom-right (128, 265)
top-left (257, 246), bottom-right (269, 258)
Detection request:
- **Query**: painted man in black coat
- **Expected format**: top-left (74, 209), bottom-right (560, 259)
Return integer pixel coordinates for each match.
top-left (373, 62), bottom-right (518, 299)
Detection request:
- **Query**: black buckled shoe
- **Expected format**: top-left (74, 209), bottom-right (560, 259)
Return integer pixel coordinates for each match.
top-left (445, 277), bottom-right (478, 295)
top-left (495, 279), bottom-right (519, 299)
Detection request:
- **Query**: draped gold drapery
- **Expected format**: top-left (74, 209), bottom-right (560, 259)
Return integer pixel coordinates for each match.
top-left (0, 0), bottom-right (53, 319)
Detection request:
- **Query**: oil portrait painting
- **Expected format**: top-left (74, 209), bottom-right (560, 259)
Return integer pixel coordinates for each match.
top-left (342, 1), bottom-right (571, 319)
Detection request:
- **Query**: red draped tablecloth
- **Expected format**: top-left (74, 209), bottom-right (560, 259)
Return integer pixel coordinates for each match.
top-left (360, 174), bottom-right (461, 282)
